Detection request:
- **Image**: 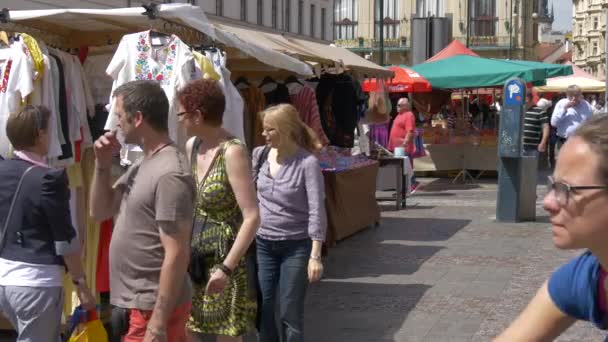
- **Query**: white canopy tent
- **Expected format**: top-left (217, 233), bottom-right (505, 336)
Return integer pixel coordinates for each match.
top-left (2, 3), bottom-right (314, 76)
top-left (2, 3), bottom-right (391, 78)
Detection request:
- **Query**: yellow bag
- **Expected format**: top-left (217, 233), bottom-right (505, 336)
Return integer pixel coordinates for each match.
top-left (66, 306), bottom-right (108, 342)
top-left (68, 319), bottom-right (108, 342)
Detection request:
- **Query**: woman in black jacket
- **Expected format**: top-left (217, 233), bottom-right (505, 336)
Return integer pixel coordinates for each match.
top-left (0, 105), bottom-right (95, 341)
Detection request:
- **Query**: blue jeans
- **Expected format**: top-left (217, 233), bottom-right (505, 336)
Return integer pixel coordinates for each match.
top-left (256, 237), bottom-right (312, 342)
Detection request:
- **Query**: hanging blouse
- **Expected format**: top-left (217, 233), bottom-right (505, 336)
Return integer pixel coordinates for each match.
top-left (0, 47), bottom-right (34, 158)
top-left (289, 85), bottom-right (330, 146)
top-left (83, 52), bottom-right (114, 105)
top-left (104, 30), bottom-right (194, 145)
top-left (192, 50), bottom-right (220, 81)
top-left (206, 49), bottom-right (245, 143)
top-left (239, 86), bottom-right (266, 148)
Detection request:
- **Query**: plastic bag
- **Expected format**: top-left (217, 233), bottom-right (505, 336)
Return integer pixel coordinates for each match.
top-left (65, 306), bottom-right (108, 342)
top-left (411, 129), bottom-right (427, 159)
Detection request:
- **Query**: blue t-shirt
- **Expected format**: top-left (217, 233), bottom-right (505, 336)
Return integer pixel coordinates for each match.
top-left (548, 251), bottom-right (607, 329)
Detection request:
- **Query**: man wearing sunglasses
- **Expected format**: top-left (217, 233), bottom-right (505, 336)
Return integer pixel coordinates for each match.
top-left (550, 85), bottom-right (593, 153)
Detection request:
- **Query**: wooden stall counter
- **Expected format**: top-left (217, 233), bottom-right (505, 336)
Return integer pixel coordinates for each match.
top-left (323, 162), bottom-right (380, 246)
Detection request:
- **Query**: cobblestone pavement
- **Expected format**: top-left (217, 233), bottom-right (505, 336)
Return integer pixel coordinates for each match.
top-left (304, 177), bottom-right (605, 342)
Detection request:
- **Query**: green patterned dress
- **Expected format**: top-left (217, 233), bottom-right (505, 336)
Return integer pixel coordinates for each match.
top-left (187, 139), bottom-right (257, 336)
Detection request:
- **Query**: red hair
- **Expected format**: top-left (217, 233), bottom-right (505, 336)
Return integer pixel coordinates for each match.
top-left (177, 79), bottom-right (225, 126)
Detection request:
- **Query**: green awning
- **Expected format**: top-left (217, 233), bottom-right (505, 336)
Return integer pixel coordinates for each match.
top-left (496, 59), bottom-right (573, 78)
top-left (410, 55), bottom-right (549, 89)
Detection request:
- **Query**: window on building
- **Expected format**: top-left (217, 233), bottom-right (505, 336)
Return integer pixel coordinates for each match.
top-left (258, 0), bottom-right (264, 25)
top-left (241, 0), bottom-right (247, 21)
top-left (416, 0), bottom-right (444, 17)
top-left (593, 41), bottom-right (598, 55)
top-left (310, 4), bottom-right (316, 37)
top-left (334, 0), bottom-right (358, 40)
top-left (594, 17), bottom-right (599, 30)
top-left (216, 0), bottom-right (223, 16)
top-left (298, 0), bottom-right (304, 34)
top-left (285, 0), bottom-right (291, 32)
top-left (272, 0), bottom-right (278, 28)
top-left (321, 8), bottom-right (327, 40)
top-left (471, 0), bottom-right (497, 37)
top-left (579, 23), bottom-right (583, 35)
top-left (374, 0), bottom-right (400, 39)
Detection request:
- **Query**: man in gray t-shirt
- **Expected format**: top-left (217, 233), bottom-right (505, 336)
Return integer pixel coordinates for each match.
top-left (90, 81), bottom-right (195, 341)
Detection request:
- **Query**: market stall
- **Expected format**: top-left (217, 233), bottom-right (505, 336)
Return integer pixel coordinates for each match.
top-left (0, 3), bottom-right (389, 331)
top-left (535, 61), bottom-right (606, 93)
top-left (411, 55), bottom-right (572, 174)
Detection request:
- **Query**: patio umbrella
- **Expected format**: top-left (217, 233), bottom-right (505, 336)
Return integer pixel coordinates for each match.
top-left (362, 65), bottom-right (432, 93)
top-left (411, 55), bottom-right (549, 89)
top-left (498, 59), bottom-right (573, 78)
top-left (535, 62), bottom-right (604, 92)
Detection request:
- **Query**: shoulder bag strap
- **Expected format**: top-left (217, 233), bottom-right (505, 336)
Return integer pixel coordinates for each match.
top-left (253, 146), bottom-right (271, 185)
top-left (190, 137), bottom-right (202, 169)
top-left (0, 165), bottom-right (38, 254)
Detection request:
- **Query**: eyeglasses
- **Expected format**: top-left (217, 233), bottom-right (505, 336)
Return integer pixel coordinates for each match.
top-left (546, 176), bottom-right (608, 206)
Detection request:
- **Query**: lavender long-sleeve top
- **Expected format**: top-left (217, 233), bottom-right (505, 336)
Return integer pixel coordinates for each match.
top-left (253, 147), bottom-right (327, 242)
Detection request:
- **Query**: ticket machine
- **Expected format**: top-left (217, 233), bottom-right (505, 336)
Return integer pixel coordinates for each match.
top-left (496, 78), bottom-right (538, 222)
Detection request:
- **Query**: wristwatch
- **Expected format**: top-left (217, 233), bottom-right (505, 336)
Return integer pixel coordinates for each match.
top-left (216, 263), bottom-right (233, 277)
top-left (72, 275), bottom-right (86, 287)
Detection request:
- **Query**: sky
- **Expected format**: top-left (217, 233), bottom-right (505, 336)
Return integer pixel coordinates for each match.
top-left (552, 0), bottom-right (573, 32)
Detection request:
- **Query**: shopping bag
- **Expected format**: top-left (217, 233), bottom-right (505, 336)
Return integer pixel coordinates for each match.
top-left (65, 305), bottom-right (108, 342)
top-left (411, 128), bottom-right (427, 159)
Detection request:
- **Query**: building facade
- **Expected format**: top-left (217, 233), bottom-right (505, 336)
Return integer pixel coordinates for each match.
top-left (2, 0), bottom-right (333, 42)
top-left (334, 0), bottom-right (549, 65)
top-left (572, 0), bottom-right (606, 80)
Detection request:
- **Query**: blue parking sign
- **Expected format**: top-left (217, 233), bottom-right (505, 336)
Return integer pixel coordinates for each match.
top-left (504, 79), bottom-right (525, 106)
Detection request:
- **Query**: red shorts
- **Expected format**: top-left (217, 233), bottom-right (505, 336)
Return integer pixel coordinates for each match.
top-left (123, 301), bottom-right (191, 342)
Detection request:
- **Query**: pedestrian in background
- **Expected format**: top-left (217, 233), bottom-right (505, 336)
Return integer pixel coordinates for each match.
top-left (178, 79), bottom-right (260, 341)
top-left (523, 93), bottom-right (550, 156)
top-left (496, 114), bottom-right (608, 341)
top-left (388, 98), bottom-right (419, 192)
top-left (0, 105), bottom-right (96, 342)
top-left (550, 85), bottom-right (593, 153)
top-left (90, 81), bottom-right (195, 341)
top-left (253, 104), bottom-right (326, 342)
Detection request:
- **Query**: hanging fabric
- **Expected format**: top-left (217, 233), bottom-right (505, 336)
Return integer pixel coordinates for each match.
top-left (205, 49), bottom-right (245, 143)
top-left (104, 30), bottom-right (194, 146)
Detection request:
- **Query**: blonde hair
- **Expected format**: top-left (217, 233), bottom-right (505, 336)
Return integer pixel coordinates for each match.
top-left (260, 104), bottom-right (323, 153)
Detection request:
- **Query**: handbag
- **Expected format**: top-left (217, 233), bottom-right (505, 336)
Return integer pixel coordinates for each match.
top-left (0, 165), bottom-right (38, 254)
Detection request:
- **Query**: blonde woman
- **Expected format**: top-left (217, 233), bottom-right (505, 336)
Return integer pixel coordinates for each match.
top-left (252, 104), bottom-right (327, 342)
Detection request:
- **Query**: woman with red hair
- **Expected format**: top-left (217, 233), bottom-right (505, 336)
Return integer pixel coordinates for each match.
top-left (177, 79), bottom-right (260, 341)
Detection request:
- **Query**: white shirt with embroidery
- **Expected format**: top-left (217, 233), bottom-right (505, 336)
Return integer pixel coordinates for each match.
top-left (0, 47), bottom-right (34, 158)
top-left (104, 31), bottom-right (194, 146)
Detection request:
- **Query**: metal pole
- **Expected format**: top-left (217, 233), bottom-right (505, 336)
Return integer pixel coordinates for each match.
top-left (379, 0), bottom-right (385, 65)
top-left (508, 0), bottom-right (513, 59)
top-left (605, 7), bottom-right (608, 108)
top-left (522, 2), bottom-right (526, 60)
top-left (466, 0), bottom-right (471, 48)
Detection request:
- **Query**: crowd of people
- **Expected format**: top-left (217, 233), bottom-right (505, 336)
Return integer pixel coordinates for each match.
top-left (0, 79), bottom-right (326, 342)
top-left (1, 75), bottom-right (608, 342)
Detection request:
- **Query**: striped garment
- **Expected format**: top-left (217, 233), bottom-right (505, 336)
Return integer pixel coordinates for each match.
top-left (523, 106), bottom-right (549, 150)
top-left (290, 86), bottom-right (330, 146)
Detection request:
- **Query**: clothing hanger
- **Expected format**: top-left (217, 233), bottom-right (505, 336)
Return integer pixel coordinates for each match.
top-left (235, 76), bottom-right (250, 87)
top-left (259, 76), bottom-right (277, 87)
top-left (284, 75), bottom-right (303, 85)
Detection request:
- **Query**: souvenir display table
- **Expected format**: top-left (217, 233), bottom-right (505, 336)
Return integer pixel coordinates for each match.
top-left (320, 150), bottom-right (380, 246)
